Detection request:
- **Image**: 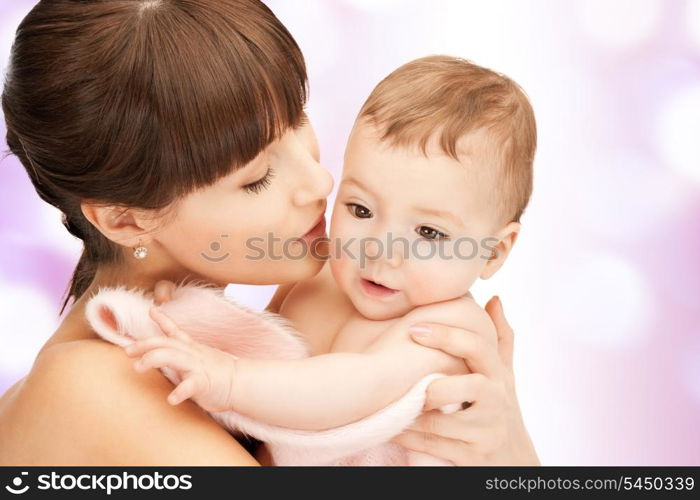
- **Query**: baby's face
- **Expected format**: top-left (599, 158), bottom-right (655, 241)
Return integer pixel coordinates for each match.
top-left (329, 121), bottom-right (504, 320)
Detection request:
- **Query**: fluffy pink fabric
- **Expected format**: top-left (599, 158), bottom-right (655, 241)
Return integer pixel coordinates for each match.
top-left (85, 283), bottom-right (453, 466)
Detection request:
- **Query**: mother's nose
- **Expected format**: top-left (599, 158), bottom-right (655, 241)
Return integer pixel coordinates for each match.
top-left (292, 159), bottom-right (334, 207)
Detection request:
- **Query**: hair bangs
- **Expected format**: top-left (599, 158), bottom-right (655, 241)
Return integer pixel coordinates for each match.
top-left (124, 0), bottom-right (308, 204)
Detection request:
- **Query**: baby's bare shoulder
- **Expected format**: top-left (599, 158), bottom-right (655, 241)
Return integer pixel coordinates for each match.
top-left (281, 265), bottom-right (352, 320)
top-left (280, 264), bottom-right (356, 354)
top-left (331, 314), bottom-right (397, 352)
top-left (397, 295), bottom-right (495, 338)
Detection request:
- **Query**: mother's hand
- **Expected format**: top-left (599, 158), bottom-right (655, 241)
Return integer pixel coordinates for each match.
top-left (392, 296), bottom-right (540, 465)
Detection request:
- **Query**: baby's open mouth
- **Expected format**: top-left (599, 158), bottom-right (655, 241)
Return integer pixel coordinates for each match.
top-left (360, 278), bottom-right (398, 298)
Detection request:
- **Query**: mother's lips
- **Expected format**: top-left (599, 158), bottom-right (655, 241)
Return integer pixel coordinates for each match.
top-left (298, 212), bottom-right (327, 242)
top-left (304, 212), bottom-right (324, 234)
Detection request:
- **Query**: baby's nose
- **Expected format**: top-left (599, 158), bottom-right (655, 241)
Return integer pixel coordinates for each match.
top-left (364, 238), bottom-right (382, 258)
top-left (384, 236), bottom-right (408, 268)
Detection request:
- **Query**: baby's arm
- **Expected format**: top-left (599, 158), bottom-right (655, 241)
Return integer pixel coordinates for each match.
top-left (231, 340), bottom-right (463, 430)
top-left (127, 306), bottom-right (470, 430)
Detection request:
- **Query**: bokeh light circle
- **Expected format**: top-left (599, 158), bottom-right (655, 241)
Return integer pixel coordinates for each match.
top-left (575, 0), bottom-right (661, 50)
top-left (656, 84), bottom-right (700, 183)
top-left (548, 253), bottom-right (653, 349)
top-left (0, 283), bottom-right (58, 376)
top-left (688, 0), bottom-right (700, 49)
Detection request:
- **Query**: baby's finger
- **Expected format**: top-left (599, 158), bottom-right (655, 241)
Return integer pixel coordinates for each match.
top-left (168, 376), bottom-right (199, 405)
top-left (149, 307), bottom-right (192, 343)
top-left (134, 347), bottom-right (196, 374)
top-left (154, 280), bottom-right (177, 306)
top-left (124, 336), bottom-right (182, 357)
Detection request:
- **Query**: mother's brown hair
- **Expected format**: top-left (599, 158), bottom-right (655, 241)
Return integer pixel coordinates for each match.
top-left (1, 0), bottom-right (307, 314)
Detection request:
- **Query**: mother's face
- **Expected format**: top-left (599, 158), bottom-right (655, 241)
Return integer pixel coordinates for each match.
top-left (153, 120), bottom-right (334, 286)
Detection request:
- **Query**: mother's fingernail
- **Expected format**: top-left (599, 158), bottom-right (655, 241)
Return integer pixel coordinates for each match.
top-left (409, 324), bottom-right (432, 337)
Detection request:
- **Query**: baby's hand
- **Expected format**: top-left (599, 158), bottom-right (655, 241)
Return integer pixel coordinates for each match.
top-left (124, 307), bottom-right (240, 412)
top-left (153, 279), bottom-right (177, 306)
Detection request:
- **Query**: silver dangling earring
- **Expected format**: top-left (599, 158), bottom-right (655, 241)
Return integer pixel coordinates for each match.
top-left (133, 240), bottom-right (148, 260)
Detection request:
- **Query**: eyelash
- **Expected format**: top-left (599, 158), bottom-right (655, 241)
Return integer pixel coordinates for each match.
top-left (416, 226), bottom-right (450, 241)
top-left (346, 203), bottom-right (373, 219)
top-left (243, 167), bottom-right (275, 194)
top-left (241, 113), bottom-right (304, 196)
top-left (346, 203), bottom-right (450, 240)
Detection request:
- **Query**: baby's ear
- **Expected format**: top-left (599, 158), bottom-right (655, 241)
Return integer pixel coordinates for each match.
top-left (480, 222), bottom-right (520, 280)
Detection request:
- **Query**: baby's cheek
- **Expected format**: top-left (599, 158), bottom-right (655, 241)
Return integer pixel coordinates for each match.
top-left (329, 247), bottom-right (356, 293)
top-left (404, 257), bottom-right (477, 305)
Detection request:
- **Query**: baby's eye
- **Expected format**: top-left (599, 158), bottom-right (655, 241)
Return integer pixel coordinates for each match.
top-left (346, 203), bottom-right (373, 219)
top-left (416, 225), bottom-right (449, 240)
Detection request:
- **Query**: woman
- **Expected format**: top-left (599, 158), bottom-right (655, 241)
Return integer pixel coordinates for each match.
top-left (0, 0), bottom-right (538, 465)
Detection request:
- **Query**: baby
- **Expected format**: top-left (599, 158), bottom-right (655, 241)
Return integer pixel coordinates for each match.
top-left (124, 55), bottom-right (536, 464)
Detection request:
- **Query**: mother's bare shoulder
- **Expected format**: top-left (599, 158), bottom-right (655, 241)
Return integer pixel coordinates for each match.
top-left (0, 339), bottom-right (257, 465)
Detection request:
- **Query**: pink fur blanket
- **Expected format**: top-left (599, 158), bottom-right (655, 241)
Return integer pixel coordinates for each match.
top-left (85, 283), bottom-right (454, 466)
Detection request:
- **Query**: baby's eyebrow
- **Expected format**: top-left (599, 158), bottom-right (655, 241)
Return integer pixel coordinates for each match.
top-left (342, 176), bottom-right (375, 196)
top-left (344, 176), bottom-right (463, 227)
top-left (412, 205), bottom-right (465, 228)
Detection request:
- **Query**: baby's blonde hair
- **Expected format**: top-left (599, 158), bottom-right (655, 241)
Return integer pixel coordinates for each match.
top-left (358, 55), bottom-right (536, 223)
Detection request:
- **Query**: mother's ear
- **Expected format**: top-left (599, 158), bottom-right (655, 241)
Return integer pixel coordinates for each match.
top-left (480, 221), bottom-right (520, 280)
top-left (80, 201), bottom-right (160, 249)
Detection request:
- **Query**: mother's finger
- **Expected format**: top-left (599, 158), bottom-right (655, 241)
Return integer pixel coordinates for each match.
top-left (422, 373), bottom-right (489, 411)
top-left (485, 296), bottom-right (514, 369)
top-left (409, 324), bottom-right (503, 378)
top-left (405, 409), bottom-right (487, 442)
top-left (391, 430), bottom-right (477, 465)
top-left (149, 307), bottom-right (192, 343)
